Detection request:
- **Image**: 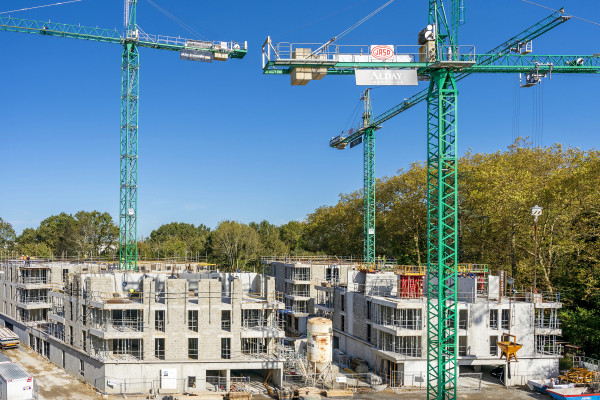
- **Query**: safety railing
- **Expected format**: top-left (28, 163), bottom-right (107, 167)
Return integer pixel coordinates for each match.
top-left (371, 308), bottom-right (423, 331)
top-left (573, 356), bottom-right (600, 372)
top-left (85, 290), bottom-right (144, 304)
top-left (243, 291), bottom-right (284, 304)
top-left (93, 318), bottom-right (143, 333)
top-left (17, 296), bottom-right (49, 304)
top-left (262, 37), bottom-right (476, 67)
top-left (17, 276), bottom-right (49, 284)
top-left (535, 318), bottom-right (561, 329)
top-left (261, 255), bottom-right (358, 264)
top-left (508, 289), bottom-right (561, 303)
top-left (241, 316), bottom-right (284, 331)
top-left (50, 306), bottom-right (64, 317)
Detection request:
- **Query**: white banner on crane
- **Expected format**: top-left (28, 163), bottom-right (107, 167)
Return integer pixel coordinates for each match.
top-left (180, 49), bottom-right (213, 63)
top-left (355, 69), bottom-right (418, 86)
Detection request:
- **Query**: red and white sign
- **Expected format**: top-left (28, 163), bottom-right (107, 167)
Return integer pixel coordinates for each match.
top-left (370, 45), bottom-right (395, 60)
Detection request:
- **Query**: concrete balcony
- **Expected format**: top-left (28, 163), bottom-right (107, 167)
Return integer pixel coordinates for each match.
top-left (89, 319), bottom-right (144, 339)
top-left (284, 293), bottom-right (311, 301)
top-left (371, 322), bottom-right (422, 337)
top-left (373, 347), bottom-right (423, 362)
top-left (86, 293), bottom-right (145, 310)
top-left (315, 303), bottom-right (334, 313)
top-left (284, 278), bottom-right (311, 285)
top-left (240, 326), bottom-right (285, 339)
top-left (16, 277), bottom-right (54, 290)
top-left (241, 293), bottom-right (285, 310)
top-left (49, 311), bottom-right (65, 324)
top-left (16, 298), bottom-right (51, 310)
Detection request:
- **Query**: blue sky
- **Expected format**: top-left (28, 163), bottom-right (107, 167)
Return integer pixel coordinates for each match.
top-left (0, 0), bottom-right (598, 236)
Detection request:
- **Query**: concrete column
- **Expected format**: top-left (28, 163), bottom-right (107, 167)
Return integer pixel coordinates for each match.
top-left (198, 369), bottom-right (206, 391)
top-left (225, 369), bottom-right (231, 392)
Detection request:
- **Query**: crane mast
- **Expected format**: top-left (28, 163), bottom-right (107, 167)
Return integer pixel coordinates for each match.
top-left (426, 2), bottom-right (459, 399)
top-left (361, 89), bottom-right (376, 266)
top-left (120, 0), bottom-right (140, 270)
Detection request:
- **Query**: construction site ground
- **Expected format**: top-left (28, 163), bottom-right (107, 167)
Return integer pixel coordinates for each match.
top-left (3, 346), bottom-right (103, 400)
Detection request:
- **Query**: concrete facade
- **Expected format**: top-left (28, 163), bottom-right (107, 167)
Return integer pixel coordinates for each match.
top-left (268, 261), bottom-right (563, 387)
top-left (0, 260), bottom-right (285, 395)
top-left (267, 261), bottom-right (352, 336)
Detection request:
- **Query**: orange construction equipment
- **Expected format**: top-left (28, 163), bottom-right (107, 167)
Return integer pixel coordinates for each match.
top-left (497, 333), bottom-right (522, 362)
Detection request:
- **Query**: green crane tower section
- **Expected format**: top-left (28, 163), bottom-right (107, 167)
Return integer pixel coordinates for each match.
top-left (361, 89), bottom-right (376, 266)
top-left (261, 1), bottom-right (599, 399)
top-left (0, 1), bottom-right (247, 271)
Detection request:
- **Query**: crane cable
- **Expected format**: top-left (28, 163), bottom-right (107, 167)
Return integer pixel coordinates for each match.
top-left (311, 0), bottom-right (395, 56)
top-left (531, 80), bottom-right (544, 149)
top-left (144, 0), bottom-right (212, 41)
top-left (342, 100), bottom-right (364, 134)
top-left (0, 0), bottom-right (83, 16)
top-left (519, 0), bottom-right (600, 27)
top-left (512, 75), bottom-right (520, 145)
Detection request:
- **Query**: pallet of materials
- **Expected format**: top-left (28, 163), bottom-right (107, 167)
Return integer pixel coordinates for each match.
top-left (0, 327), bottom-right (19, 350)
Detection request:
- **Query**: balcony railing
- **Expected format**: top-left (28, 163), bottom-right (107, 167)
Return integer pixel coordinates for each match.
top-left (18, 296), bottom-right (49, 304)
top-left (18, 276), bottom-right (48, 285)
top-left (535, 319), bottom-right (561, 329)
top-left (93, 318), bottom-right (143, 332)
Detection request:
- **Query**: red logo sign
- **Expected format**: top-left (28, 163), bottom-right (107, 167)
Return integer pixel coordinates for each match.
top-left (371, 45), bottom-right (394, 60)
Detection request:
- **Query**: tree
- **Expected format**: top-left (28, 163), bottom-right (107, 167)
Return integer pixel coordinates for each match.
top-left (0, 218), bottom-right (16, 250)
top-left (280, 221), bottom-right (305, 253)
top-left (37, 213), bottom-right (78, 257)
top-left (250, 220), bottom-right (288, 256)
top-left (147, 222), bottom-right (210, 260)
top-left (211, 221), bottom-right (260, 269)
top-left (74, 211), bottom-right (119, 256)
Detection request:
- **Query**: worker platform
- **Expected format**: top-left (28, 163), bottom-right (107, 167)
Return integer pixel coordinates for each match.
top-left (262, 37), bottom-right (477, 84)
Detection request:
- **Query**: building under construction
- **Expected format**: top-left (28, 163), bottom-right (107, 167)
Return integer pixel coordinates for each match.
top-left (265, 257), bottom-right (563, 387)
top-left (0, 257), bottom-right (566, 395)
top-left (0, 260), bottom-right (285, 395)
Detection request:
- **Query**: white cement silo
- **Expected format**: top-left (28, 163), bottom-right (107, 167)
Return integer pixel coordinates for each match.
top-left (307, 317), bottom-right (333, 373)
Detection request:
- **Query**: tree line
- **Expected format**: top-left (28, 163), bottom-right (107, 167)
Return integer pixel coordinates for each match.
top-left (1, 140), bottom-right (598, 356)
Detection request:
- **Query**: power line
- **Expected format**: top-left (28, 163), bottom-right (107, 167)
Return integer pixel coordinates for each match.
top-left (0, 0), bottom-right (83, 16)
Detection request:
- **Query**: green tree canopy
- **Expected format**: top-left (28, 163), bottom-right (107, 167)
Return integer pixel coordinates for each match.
top-left (0, 218), bottom-right (16, 250)
top-left (211, 221), bottom-right (260, 269)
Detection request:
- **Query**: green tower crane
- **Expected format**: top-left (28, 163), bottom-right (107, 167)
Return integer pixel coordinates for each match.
top-left (328, 8), bottom-right (569, 269)
top-left (360, 88), bottom-right (377, 266)
top-left (0, 1), bottom-right (246, 270)
top-left (262, 2), bottom-right (599, 399)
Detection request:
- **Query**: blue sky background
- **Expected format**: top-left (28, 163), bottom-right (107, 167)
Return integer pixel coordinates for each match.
top-left (0, 0), bottom-right (598, 236)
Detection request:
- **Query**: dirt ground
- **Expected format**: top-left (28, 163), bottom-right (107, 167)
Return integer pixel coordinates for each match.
top-left (3, 347), bottom-right (103, 400)
top-left (251, 386), bottom-right (542, 400)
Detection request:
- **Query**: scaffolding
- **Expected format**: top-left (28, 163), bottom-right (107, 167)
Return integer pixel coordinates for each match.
top-left (241, 309), bottom-right (284, 331)
top-left (535, 334), bottom-right (562, 355)
top-left (535, 308), bottom-right (560, 329)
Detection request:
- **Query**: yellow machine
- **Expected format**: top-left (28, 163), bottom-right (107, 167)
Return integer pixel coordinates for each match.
top-left (497, 333), bottom-right (523, 362)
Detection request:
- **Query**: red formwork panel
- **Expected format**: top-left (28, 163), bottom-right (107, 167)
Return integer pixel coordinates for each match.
top-left (399, 275), bottom-right (424, 298)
